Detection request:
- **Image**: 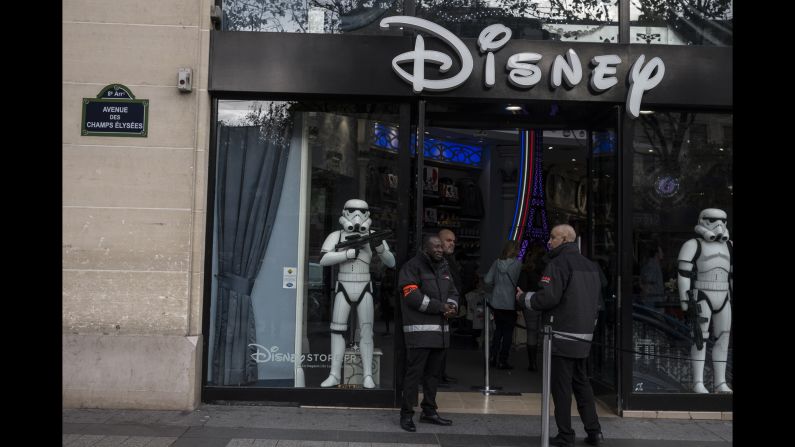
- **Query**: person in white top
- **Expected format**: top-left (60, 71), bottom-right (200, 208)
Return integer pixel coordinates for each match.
top-left (483, 240), bottom-right (522, 369)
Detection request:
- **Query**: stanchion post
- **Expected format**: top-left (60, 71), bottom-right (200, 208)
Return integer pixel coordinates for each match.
top-left (473, 300), bottom-right (502, 394)
top-left (484, 302), bottom-right (490, 391)
top-left (541, 325), bottom-right (552, 447)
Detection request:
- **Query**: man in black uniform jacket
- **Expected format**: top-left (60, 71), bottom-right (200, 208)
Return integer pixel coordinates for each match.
top-left (516, 224), bottom-right (604, 447)
top-left (438, 228), bottom-right (461, 384)
top-left (398, 235), bottom-right (459, 432)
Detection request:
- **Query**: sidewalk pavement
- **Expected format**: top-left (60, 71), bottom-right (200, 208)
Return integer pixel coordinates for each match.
top-left (63, 404), bottom-right (732, 447)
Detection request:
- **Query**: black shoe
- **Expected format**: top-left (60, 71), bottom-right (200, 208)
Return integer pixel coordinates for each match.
top-left (497, 362), bottom-right (514, 370)
top-left (400, 416), bottom-right (416, 432)
top-left (528, 352), bottom-right (538, 371)
top-left (419, 412), bottom-right (453, 426)
top-left (441, 375), bottom-right (458, 384)
top-left (549, 435), bottom-right (574, 447)
top-left (585, 432), bottom-right (604, 446)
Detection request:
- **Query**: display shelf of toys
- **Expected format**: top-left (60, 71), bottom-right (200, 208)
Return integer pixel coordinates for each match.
top-left (364, 152), bottom-right (400, 251)
top-left (421, 165), bottom-right (482, 259)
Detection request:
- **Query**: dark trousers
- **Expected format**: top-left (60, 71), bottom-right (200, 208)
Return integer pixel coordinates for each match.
top-left (550, 355), bottom-right (602, 442)
top-left (401, 347), bottom-right (445, 417)
top-left (490, 309), bottom-right (517, 363)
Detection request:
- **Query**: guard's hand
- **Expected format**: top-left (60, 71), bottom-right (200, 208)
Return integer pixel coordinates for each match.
top-left (443, 303), bottom-right (456, 317)
top-left (515, 287), bottom-right (525, 302)
top-left (680, 300), bottom-right (689, 312)
top-left (346, 248), bottom-right (359, 259)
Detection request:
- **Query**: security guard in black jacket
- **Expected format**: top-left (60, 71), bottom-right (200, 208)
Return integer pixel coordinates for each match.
top-left (516, 224), bottom-right (604, 447)
top-left (397, 235), bottom-right (459, 432)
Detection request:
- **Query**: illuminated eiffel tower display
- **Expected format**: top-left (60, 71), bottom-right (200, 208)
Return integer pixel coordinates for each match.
top-left (509, 130), bottom-right (550, 259)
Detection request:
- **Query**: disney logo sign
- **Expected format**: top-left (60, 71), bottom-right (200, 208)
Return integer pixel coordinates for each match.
top-left (249, 344), bottom-right (335, 364)
top-left (380, 16), bottom-right (665, 118)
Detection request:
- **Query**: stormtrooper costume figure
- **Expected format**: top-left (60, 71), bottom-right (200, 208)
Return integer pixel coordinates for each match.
top-left (319, 199), bottom-right (395, 388)
top-left (676, 208), bottom-right (733, 394)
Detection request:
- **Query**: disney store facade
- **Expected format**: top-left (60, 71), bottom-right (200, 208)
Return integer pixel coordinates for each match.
top-left (202, 1), bottom-right (732, 414)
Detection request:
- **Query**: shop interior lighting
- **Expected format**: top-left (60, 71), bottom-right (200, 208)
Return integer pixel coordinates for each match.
top-left (373, 123), bottom-right (482, 166)
top-left (510, 130), bottom-right (549, 255)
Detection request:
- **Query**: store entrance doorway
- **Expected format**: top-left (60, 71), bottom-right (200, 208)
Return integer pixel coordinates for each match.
top-left (413, 101), bottom-right (620, 408)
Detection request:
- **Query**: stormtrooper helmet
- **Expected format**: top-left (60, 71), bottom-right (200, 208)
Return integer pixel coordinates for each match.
top-left (339, 199), bottom-right (371, 233)
top-left (694, 208), bottom-right (729, 242)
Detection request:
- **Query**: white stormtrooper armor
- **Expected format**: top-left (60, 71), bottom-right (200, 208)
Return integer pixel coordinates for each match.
top-left (319, 199), bottom-right (395, 388)
top-left (676, 208), bottom-right (733, 394)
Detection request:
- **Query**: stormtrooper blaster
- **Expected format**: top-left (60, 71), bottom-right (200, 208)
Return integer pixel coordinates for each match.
top-left (686, 290), bottom-right (709, 350)
top-left (335, 229), bottom-right (393, 252)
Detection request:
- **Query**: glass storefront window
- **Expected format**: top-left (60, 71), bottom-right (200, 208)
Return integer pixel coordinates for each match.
top-left (208, 100), bottom-right (401, 390)
top-left (222, 0), bottom-right (403, 34)
top-left (414, 0), bottom-right (619, 41)
top-left (630, 111), bottom-right (732, 395)
top-left (630, 0), bottom-right (732, 46)
top-left (588, 128), bottom-right (619, 390)
top-left (219, 0), bottom-right (733, 46)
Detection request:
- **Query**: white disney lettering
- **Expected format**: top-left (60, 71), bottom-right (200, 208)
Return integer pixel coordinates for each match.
top-left (249, 345), bottom-right (336, 364)
top-left (550, 48), bottom-right (582, 89)
top-left (248, 345), bottom-right (296, 363)
top-left (478, 24), bottom-right (512, 88)
top-left (249, 344), bottom-right (278, 363)
top-left (380, 16), bottom-right (473, 93)
top-left (380, 16), bottom-right (665, 119)
top-left (507, 52), bottom-right (543, 88)
top-left (590, 54), bottom-right (621, 92)
top-left (627, 54), bottom-right (665, 118)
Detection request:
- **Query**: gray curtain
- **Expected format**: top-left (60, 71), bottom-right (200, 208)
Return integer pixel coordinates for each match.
top-left (211, 108), bottom-right (294, 386)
